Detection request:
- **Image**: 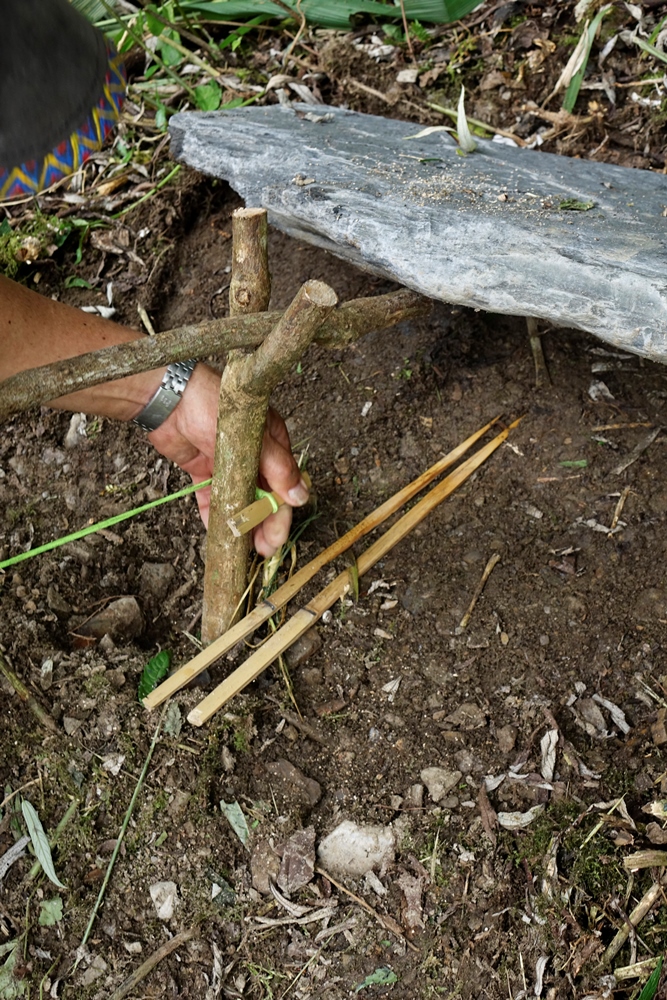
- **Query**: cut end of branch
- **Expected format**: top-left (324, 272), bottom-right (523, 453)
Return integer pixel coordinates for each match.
top-left (303, 280), bottom-right (338, 309)
top-left (233, 207), bottom-right (268, 219)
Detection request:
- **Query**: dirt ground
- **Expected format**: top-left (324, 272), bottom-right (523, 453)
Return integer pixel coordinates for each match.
top-left (3, 4), bottom-right (667, 999)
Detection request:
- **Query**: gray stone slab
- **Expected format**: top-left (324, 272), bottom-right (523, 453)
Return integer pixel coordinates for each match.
top-left (170, 104), bottom-right (667, 362)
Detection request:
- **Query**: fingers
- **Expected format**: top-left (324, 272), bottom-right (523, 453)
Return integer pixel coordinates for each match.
top-left (253, 504), bottom-right (293, 558)
top-left (259, 413), bottom-right (309, 508)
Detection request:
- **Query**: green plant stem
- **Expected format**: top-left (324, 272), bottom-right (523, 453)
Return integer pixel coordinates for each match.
top-left (0, 653), bottom-right (59, 734)
top-left (74, 705), bottom-right (167, 971)
top-left (0, 475), bottom-right (210, 571)
top-left (28, 799), bottom-right (79, 881)
top-left (113, 163), bottom-right (182, 218)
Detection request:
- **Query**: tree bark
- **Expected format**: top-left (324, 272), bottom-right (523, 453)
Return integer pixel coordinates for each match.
top-left (0, 289), bottom-right (429, 423)
top-left (202, 207), bottom-right (272, 644)
top-left (201, 279), bottom-right (337, 643)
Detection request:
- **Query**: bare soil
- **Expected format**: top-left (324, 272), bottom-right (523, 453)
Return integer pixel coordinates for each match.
top-left (3, 3), bottom-right (667, 997)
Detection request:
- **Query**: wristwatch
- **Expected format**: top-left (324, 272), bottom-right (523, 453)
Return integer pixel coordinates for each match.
top-left (133, 359), bottom-right (197, 432)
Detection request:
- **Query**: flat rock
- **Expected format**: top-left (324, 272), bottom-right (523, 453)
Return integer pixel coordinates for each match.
top-left (171, 104), bottom-right (667, 363)
top-left (76, 597), bottom-right (144, 641)
top-left (443, 702), bottom-right (487, 730)
top-left (139, 562), bottom-right (175, 601)
top-left (496, 725), bottom-right (518, 753)
top-left (317, 820), bottom-right (395, 877)
top-left (265, 759), bottom-right (322, 808)
top-left (251, 839), bottom-right (281, 895)
top-left (285, 629), bottom-right (322, 669)
top-left (421, 766), bottom-right (463, 803)
top-left (277, 827), bottom-right (316, 894)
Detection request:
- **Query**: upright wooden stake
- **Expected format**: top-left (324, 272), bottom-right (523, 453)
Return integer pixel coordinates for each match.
top-left (202, 208), bottom-right (272, 645)
top-left (202, 277), bottom-right (338, 644)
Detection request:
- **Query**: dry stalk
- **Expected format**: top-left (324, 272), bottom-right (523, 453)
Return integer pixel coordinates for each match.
top-left (527, 317), bottom-right (551, 388)
top-left (0, 651), bottom-right (58, 734)
top-left (459, 552), bottom-right (501, 629)
top-left (599, 878), bottom-right (664, 967)
top-left (0, 289), bottom-right (429, 422)
top-left (109, 928), bottom-right (197, 1000)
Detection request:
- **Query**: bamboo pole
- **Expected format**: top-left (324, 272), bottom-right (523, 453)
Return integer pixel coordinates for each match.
top-left (0, 289), bottom-right (429, 422)
top-left (202, 278), bottom-right (338, 644)
top-left (188, 418), bottom-right (521, 726)
top-left (202, 207), bottom-right (273, 645)
top-left (143, 415), bottom-right (499, 710)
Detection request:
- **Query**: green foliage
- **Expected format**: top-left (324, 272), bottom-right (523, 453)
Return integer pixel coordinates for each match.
top-left (137, 650), bottom-right (172, 702)
top-left (355, 968), bottom-right (398, 992)
top-left (195, 81), bottom-right (223, 110)
top-left (180, 0), bottom-right (481, 30)
top-left (22, 801), bottom-right (67, 890)
top-left (38, 897), bottom-right (63, 927)
top-left (0, 941), bottom-right (26, 999)
top-left (563, 5), bottom-right (612, 114)
top-left (0, 213), bottom-right (74, 279)
top-left (639, 957), bottom-right (663, 1000)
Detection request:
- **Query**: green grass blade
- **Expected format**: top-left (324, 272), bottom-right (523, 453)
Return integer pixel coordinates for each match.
top-left (180, 0), bottom-right (481, 28)
top-left (0, 478), bottom-right (211, 571)
top-left (21, 802), bottom-right (66, 890)
top-left (639, 956), bottom-right (663, 1000)
top-left (563, 5), bottom-right (612, 113)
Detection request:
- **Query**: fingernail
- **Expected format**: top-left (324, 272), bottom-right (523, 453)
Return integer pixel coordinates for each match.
top-left (287, 477), bottom-right (310, 506)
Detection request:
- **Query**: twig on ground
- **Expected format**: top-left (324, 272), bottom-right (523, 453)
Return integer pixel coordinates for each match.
top-left (0, 289), bottom-right (429, 421)
top-left (0, 652), bottom-right (58, 734)
top-left (315, 866), bottom-right (419, 953)
top-left (459, 552), bottom-right (501, 630)
top-left (75, 705), bottom-right (167, 970)
top-left (398, 0), bottom-right (416, 62)
top-left (0, 778), bottom-right (41, 812)
top-left (144, 416), bottom-right (501, 709)
top-left (109, 927), bottom-right (197, 1000)
top-left (608, 486), bottom-right (631, 536)
top-left (611, 426), bottom-right (662, 476)
top-left (599, 879), bottom-right (664, 967)
top-left (264, 695), bottom-right (327, 745)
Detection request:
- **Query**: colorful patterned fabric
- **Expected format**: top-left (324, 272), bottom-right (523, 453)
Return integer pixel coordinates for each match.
top-left (0, 42), bottom-right (125, 201)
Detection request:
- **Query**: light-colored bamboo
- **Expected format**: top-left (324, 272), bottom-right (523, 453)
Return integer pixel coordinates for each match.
top-left (187, 418), bottom-right (521, 726)
top-left (228, 472), bottom-right (312, 537)
top-left (142, 415), bottom-right (500, 710)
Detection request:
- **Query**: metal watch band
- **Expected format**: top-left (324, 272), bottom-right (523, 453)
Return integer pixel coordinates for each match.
top-left (133, 359), bottom-right (197, 432)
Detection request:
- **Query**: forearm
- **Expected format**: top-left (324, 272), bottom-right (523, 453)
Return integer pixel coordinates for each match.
top-left (0, 274), bottom-right (164, 420)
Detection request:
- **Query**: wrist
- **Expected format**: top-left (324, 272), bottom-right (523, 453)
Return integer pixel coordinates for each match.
top-left (133, 359), bottom-right (198, 432)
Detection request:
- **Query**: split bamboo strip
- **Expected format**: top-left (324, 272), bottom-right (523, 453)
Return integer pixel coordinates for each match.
top-left (228, 472), bottom-right (312, 537)
top-left (187, 418), bottom-right (521, 726)
top-left (143, 415), bottom-right (500, 710)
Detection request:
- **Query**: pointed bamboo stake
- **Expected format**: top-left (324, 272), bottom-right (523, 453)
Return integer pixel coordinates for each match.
top-left (143, 415), bottom-right (500, 710)
top-left (187, 418), bottom-right (522, 727)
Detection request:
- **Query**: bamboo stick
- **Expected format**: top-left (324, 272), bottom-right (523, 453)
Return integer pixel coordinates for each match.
top-left (187, 418), bottom-right (521, 726)
top-left (228, 472), bottom-right (312, 537)
top-left (0, 289), bottom-right (429, 422)
top-left (143, 415), bottom-right (500, 709)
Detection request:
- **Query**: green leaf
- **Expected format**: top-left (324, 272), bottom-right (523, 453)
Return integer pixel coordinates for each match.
top-left (138, 650), bottom-right (172, 702)
top-left (639, 957), bottom-right (663, 1000)
top-left (64, 276), bottom-right (93, 289)
top-left (155, 104), bottom-right (168, 129)
top-left (0, 941), bottom-right (26, 999)
top-left (563, 5), bottom-right (612, 114)
top-left (355, 967), bottom-right (398, 992)
top-left (180, 0), bottom-right (481, 31)
top-left (220, 800), bottom-right (250, 846)
top-left (38, 897), bottom-right (63, 927)
top-left (194, 81), bottom-right (222, 111)
top-left (559, 459), bottom-right (588, 468)
top-left (558, 199), bottom-right (595, 211)
top-left (21, 801), bottom-right (66, 890)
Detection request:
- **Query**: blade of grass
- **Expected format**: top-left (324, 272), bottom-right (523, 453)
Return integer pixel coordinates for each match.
top-left (0, 475), bottom-right (210, 571)
top-left (563, 5), bottom-right (612, 112)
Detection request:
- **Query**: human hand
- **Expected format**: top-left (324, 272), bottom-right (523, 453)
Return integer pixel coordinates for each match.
top-left (147, 364), bottom-right (309, 557)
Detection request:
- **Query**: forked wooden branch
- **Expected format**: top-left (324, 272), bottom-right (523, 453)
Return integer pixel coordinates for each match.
top-left (202, 276), bottom-right (338, 643)
top-left (143, 415), bottom-right (499, 710)
top-left (188, 418), bottom-right (521, 726)
top-left (0, 289), bottom-right (429, 421)
top-left (202, 207), bottom-right (273, 645)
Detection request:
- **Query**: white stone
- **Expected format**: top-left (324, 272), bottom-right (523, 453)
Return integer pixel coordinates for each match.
top-left (317, 821), bottom-right (395, 877)
top-left (150, 881), bottom-right (179, 921)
